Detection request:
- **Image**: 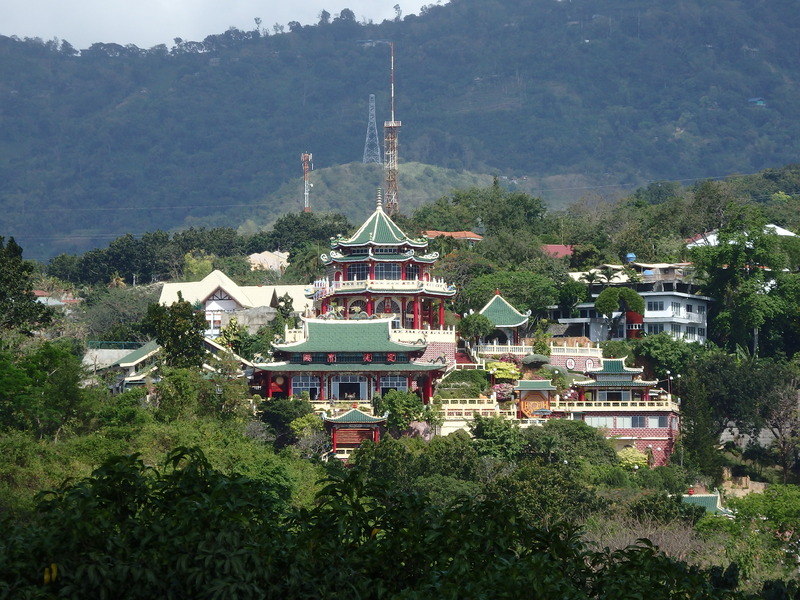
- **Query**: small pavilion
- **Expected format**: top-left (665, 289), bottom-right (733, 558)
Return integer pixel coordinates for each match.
top-left (478, 290), bottom-right (529, 344)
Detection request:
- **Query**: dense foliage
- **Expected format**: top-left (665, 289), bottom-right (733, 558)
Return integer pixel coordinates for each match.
top-left (4, 0), bottom-right (800, 258)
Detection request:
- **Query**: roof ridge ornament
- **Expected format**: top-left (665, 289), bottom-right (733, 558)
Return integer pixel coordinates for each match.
top-left (376, 188), bottom-right (383, 211)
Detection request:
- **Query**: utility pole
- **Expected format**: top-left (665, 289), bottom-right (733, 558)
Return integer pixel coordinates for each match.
top-left (301, 151), bottom-right (313, 213)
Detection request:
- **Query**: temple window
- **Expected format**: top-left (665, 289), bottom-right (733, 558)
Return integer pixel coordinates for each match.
top-left (347, 264), bottom-right (370, 280)
top-left (375, 263), bottom-right (401, 279)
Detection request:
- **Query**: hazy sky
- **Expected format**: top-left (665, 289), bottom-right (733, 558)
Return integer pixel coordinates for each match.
top-left (0, 1), bottom-right (430, 50)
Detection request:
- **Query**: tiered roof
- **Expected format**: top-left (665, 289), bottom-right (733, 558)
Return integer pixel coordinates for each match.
top-left (333, 198), bottom-right (427, 249)
top-left (574, 357), bottom-right (656, 388)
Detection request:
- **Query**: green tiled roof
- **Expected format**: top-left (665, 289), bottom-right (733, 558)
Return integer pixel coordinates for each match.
top-left (479, 294), bottom-right (528, 328)
top-left (255, 361), bottom-right (443, 373)
top-left (335, 202), bottom-right (427, 248)
top-left (515, 380), bottom-right (556, 391)
top-left (113, 340), bottom-right (159, 368)
top-left (590, 358), bottom-right (642, 374)
top-left (275, 319), bottom-right (427, 353)
top-left (324, 408), bottom-right (387, 424)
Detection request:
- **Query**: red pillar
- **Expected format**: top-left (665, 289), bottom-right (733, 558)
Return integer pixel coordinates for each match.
top-left (578, 388), bottom-right (585, 402)
top-left (413, 299), bottom-right (420, 329)
top-left (423, 375), bottom-right (433, 404)
top-left (319, 374), bottom-right (325, 401)
top-left (369, 261), bottom-right (375, 280)
top-left (331, 427), bottom-right (337, 451)
top-left (373, 427), bottom-right (380, 443)
top-left (367, 298), bottom-right (373, 316)
top-left (439, 301), bottom-right (445, 328)
top-left (288, 376), bottom-right (293, 397)
top-left (266, 372), bottom-right (272, 398)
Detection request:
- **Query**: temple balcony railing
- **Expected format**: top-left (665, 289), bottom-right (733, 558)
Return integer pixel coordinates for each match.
top-left (552, 399), bottom-right (680, 412)
top-left (309, 278), bottom-right (455, 299)
top-left (549, 344), bottom-right (603, 357)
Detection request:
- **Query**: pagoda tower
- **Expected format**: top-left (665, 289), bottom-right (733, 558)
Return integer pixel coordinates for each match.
top-left (308, 193), bottom-right (455, 330)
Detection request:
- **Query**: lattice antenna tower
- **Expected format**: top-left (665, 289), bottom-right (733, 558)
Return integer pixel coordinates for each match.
top-left (301, 152), bottom-right (313, 213)
top-left (383, 42), bottom-right (401, 216)
top-left (363, 94), bottom-right (382, 164)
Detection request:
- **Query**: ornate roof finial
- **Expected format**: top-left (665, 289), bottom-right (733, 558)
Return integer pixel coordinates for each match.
top-left (376, 188), bottom-right (383, 211)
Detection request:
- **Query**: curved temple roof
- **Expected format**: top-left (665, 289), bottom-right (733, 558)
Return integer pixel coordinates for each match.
top-left (332, 198), bottom-right (428, 249)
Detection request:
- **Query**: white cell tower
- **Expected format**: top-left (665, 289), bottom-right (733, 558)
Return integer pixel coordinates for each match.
top-left (363, 94), bottom-right (382, 164)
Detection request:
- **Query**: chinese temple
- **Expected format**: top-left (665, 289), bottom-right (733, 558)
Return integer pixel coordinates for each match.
top-left (251, 194), bottom-right (458, 405)
top-left (308, 194), bottom-right (456, 328)
top-left (553, 357), bottom-right (679, 466)
top-left (250, 317), bottom-right (448, 403)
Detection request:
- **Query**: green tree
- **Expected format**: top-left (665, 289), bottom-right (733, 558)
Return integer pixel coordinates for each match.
top-left (691, 209), bottom-right (786, 353)
top-left (457, 312), bottom-right (495, 343)
top-left (461, 270), bottom-right (557, 316)
top-left (522, 418), bottom-right (619, 467)
top-left (469, 414), bottom-right (524, 461)
top-left (594, 286), bottom-right (645, 340)
top-left (0, 237), bottom-right (53, 332)
top-left (373, 389), bottom-right (440, 435)
top-left (260, 396), bottom-right (313, 448)
top-left (142, 292), bottom-right (207, 368)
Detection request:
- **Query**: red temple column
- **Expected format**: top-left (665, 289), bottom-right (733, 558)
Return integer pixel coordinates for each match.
top-left (369, 261), bottom-right (375, 280)
top-left (413, 299), bottom-right (420, 329)
top-left (439, 301), bottom-right (445, 328)
top-left (423, 375), bottom-right (433, 404)
top-left (288, 376), bottom-right (293, 397)
top-left (266, 372), bottom-right (272, 399)
top-left (318, 374), bottom-right (325, 401)
top-left (331, 427), bottom-right (337, 451)
top-left (373, 427), bottom-right (380, 443)
top-left (367, 298), bottom-right (373, 316)
top-left (578, 388), bottom-right (585, 402)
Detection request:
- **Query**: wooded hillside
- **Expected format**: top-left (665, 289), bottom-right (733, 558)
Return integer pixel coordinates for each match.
top-left (2, 0), bottom-right (800, 258)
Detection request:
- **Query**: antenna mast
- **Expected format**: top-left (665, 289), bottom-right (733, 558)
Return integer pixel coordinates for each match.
top-left (301, 152), bottom-right (313, 213)
top-left (363, 94), bottom-right (382, 163)
top-left (383, 42), bottom-right (401, 216)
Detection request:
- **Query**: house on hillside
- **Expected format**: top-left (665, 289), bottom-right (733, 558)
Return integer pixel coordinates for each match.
top-left (423, 230), bottom-right (483, 247)
top-left (686, 224), bottom-right (797, 248)
top-left (550, 262), bottom-right (711, 342)
top-left (158, 270), bottom-right (310, 337)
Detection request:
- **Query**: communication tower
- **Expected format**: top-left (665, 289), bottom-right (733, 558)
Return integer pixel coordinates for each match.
top-left (383, 42), bottom-right (401, 216)
top-left (363, 94), bottom-right (382, 164)
top-left (301, 152), bottom-right (313, 213)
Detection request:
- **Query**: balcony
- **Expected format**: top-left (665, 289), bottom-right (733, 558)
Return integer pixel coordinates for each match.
top-left (309, 278), bottom-right (455, 300)
top-left (553, 398), bottom-right (680, 412)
